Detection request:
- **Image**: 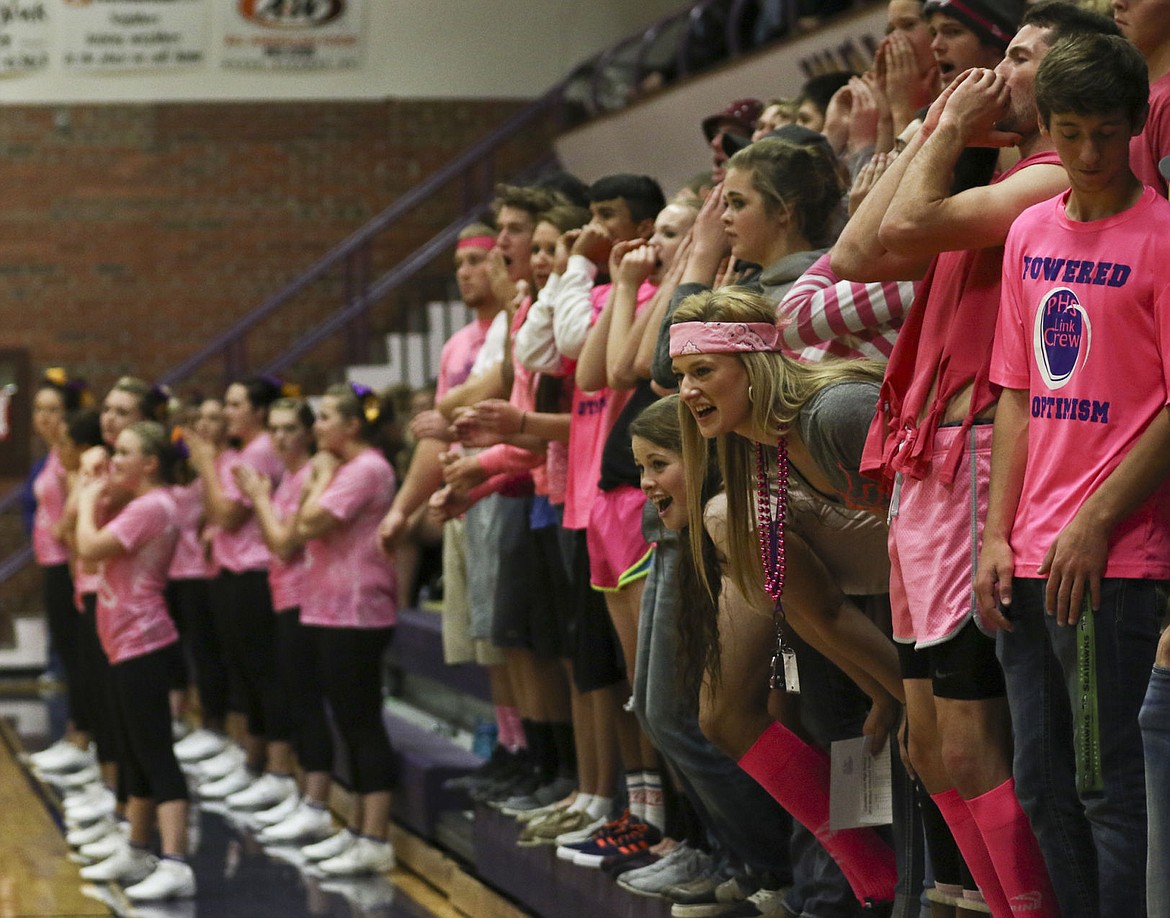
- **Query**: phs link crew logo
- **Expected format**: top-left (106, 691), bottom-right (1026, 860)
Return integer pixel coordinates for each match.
top-left (1033, 287), bottom-right (1091, 390)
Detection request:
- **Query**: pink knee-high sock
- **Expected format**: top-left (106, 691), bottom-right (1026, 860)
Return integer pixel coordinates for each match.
top-left (738, 722), bottom-right (897, 905)
top-left (931, 788), bottom-right (1013, 917)
top-left (966, 778), bottom-right (1059, 917)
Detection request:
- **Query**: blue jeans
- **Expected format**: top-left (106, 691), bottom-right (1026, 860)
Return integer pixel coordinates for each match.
top-left (998, 577), bottom-right (1162, 918)
top-left (632, 539), bottom-right (793, 878)
top-left (1140, 664), bottom-right (1170, 918)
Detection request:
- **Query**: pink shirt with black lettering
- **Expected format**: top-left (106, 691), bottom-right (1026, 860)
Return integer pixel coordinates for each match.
top-left (211, 433), bottom-right (283, 573)
top-left (268, 462), bottom-right (310, 613)
top-left (97, 489), bottom-right (180, 665)
top-left (301, 448), bottom-right (397, 629)
top-left (168, 479), bottom-right (210, 580)
top-left (33, 449), bottom-right (70, 566)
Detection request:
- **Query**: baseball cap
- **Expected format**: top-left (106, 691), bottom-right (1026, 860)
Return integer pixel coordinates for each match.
top-left (922, 0), bottom-right (1025, 50)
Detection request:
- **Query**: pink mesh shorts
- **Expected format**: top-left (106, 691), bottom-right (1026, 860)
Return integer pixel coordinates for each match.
top-left (889, 423), bottom-right (992, 648)
top-left (586, 485), bottom-right (653, 591)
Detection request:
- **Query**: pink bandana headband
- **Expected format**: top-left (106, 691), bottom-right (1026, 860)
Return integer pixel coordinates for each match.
top-left (457, 235), bottom-right (495, 251)
top-left (669, 321), bottom-right (783, 357)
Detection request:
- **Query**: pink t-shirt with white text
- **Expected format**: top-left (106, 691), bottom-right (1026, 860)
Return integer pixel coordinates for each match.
top-left (168, 479), bottom-right (210, 580)
top-left (33, 449), bottom-right (70, 566)
top-left (992, 186), bottom-right (1170, 578)
top-left (301, 449), bottom-right (397, 629)
top-left (211, 433), bottom-right (283, 573)
top-left (97, 489), bottom-right (180, 664)
top-left (268, 462), bottom-right (310, 612)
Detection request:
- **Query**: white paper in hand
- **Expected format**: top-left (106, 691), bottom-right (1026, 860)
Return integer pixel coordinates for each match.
top-left (829, 736), bottom-right (893, 831)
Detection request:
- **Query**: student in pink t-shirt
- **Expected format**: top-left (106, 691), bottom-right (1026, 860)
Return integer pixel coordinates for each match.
top-left (977, 34), bottom-right (1170, 914)
top-left (29, 371), bottom-right (93, 775)
top-left (67, 378), bottom-right (171, 824)
top-left (187, 375), bottom-right (291, 810)
top-left (233, 398), bottom-right (334, 845)
top-left (292, 383), bottom-right (398, 876)
top-left (75, 420), bottom-right (195, 901)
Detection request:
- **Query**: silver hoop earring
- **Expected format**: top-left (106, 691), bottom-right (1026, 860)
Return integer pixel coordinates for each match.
top-left (747, 385), bottom-right (755, 403)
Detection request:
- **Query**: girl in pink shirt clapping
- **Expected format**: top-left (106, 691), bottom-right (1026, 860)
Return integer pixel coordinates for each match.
top-left (75, 421), bottom-right (195, 902)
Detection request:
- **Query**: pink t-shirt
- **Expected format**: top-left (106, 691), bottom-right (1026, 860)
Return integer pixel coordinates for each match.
top-left (211, 433), bottom-right (283, 573)
top-left (33, 449), bottom-right (69, 566)
top-left (168, 479), bottom-right (210, 580)
top-left (1131, 71), bottom-right (1170, 197)
top-left (268, 462), bottom-right (310, 612)
top-left (992, 186), bottom-right (1170, 579)
top-left (301, 448), bottom-right (397, 629)
top-left (97, 489), bottom-right (180, 664)
top-left (562, 280), bottom-right (656, 530)
top-left (436, 317), bottom-right (495, 400)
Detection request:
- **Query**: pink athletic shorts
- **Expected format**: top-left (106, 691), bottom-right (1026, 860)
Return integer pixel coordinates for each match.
top-left (586, 485), bottom-right (653, 591)
top-left (889, 423), bottom-right (992, 648)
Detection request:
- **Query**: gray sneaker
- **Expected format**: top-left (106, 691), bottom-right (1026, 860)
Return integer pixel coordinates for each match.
top-left (618, 845), bottom-right (712, 898)
top-left (669, 873), bottom-right (754, 914)
top-left (498, 777), bottom-right (577, 816)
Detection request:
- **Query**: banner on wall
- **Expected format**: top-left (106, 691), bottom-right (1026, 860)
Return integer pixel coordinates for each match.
top-left (58, 0), bottom-right (207, 72)
top-left (0, 2), bottom-right (50, 74)
top-left (221, 0), bottom-right (363, 71)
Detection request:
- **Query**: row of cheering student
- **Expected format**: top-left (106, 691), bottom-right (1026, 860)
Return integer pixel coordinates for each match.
top-left (28, 373), bottom-right (404, 901)
top-left (371, 0), bottom-right (1170, 916)
top-left (23, 0), bottom-right (1170, 912)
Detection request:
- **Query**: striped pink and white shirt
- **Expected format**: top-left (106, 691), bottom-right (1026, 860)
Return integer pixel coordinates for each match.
top-left (776, 254), bottom-right (915, 362)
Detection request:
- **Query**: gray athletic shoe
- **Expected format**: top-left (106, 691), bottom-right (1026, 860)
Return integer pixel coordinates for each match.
top-left (618, 844), bottom-right (712, 898)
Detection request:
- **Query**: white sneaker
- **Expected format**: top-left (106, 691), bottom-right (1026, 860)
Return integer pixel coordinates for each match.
top-left (253, 791), bottom-right (301, 827)
top-left (553, 815), bottom-right (606, 846)
top-left (67, 817), bottom-right (118, 848)
top-left (317, 837), bottom-right (395, 876)
top-left (30, 739), bottom-right (95, 774)
top-left (124, 858), bottom-right (196, 901)
top-left (194, 745), bottom-right (245, 781)
top-left (173, 729), bottom-right (227, 763)
top-left (198, 767), bottom-right (254, 800)
top-left (259, 801), bottom-right (333, 844)
top-left (226, 773), bottom-right (296, 811)
top-left (64, 789), bottom-right (116, 827)
top-left (319, 876), bottom-right (397, 909)
top-left (79, 845), bottom-right (157, 883)
top-left (79, 826), bottom-right (131, 863)
top-left (47, 762), bottom-right (101, 790)
top-left (302, 828), bottom-right (357, 862)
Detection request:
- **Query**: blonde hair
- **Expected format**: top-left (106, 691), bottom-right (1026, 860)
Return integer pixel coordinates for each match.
top-left (672, 287), bottom-right (883, 601)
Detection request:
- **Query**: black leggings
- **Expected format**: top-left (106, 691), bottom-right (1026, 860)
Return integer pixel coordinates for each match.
top-left (210, 569), bottom-right (288, 739)
top-left (42, 564), bottom-right (87, 731)
top-left (77, 594), bottom-right (119, 767)
top-left (111, 646), bottom-right (188, 803)
top-left (275, 607), bottom-right (332, 773)
top-left (302, 624), bottom-right (396, 795)
top-left (167, 578), bottom-right (229, 722)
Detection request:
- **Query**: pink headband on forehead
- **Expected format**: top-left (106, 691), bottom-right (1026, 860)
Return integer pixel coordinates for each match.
top-left (457, 235), bottom-right (495, 252)
top-left (669, 321), bottom-right (783, 357)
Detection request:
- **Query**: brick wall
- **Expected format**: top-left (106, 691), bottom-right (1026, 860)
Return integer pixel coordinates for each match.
top-left (0, 98), bottom-right (549, 403)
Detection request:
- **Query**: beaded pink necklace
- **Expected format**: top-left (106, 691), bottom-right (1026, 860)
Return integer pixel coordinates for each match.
top-left (755, 435), bottom-right (797, 691)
